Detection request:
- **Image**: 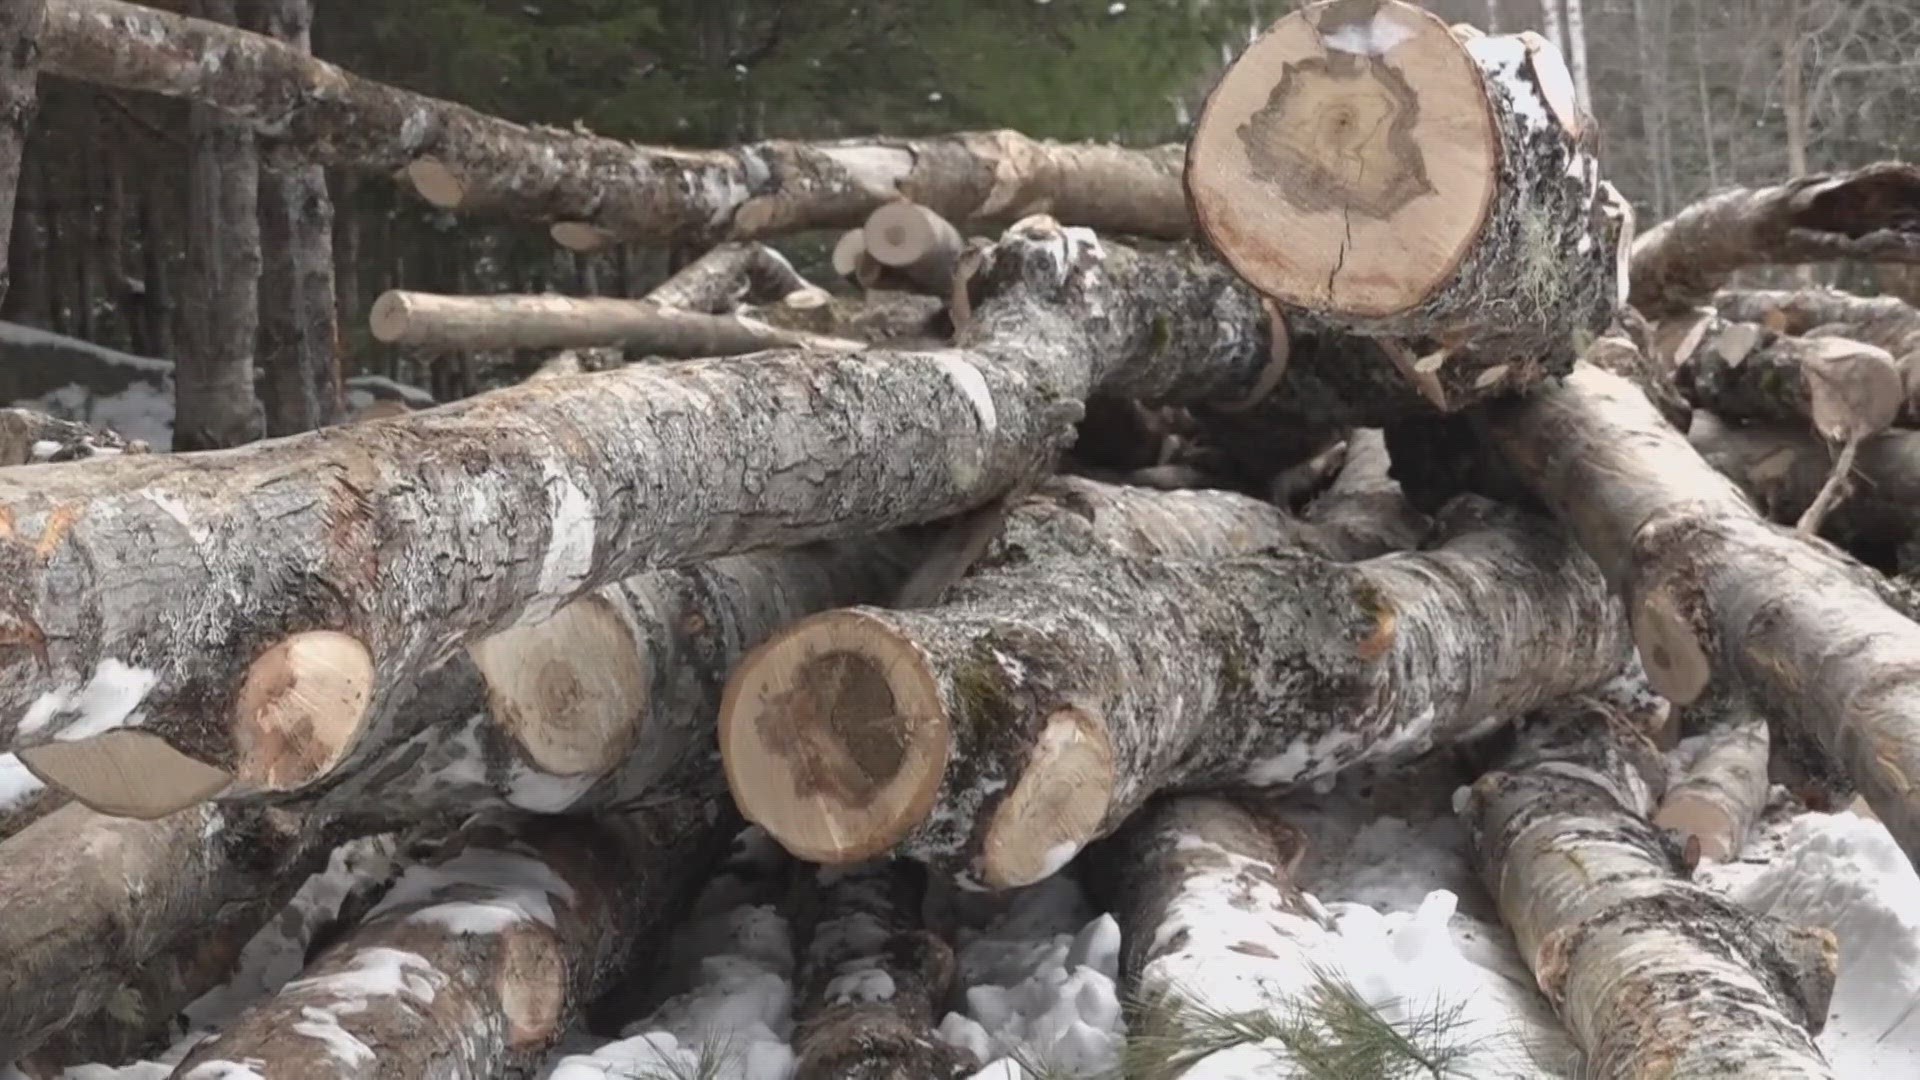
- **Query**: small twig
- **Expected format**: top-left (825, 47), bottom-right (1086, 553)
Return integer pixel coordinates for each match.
top-left (1796, 433), bottom-right (1862, 535)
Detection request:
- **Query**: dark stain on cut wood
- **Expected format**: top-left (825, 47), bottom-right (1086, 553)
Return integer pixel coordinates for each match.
top-left (762, 649), bottom-right (910, 807)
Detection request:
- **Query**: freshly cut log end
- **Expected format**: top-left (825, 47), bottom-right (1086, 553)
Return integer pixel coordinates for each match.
top-left (832, 229), bottom-right (869, 280)
top-left (1188, 0), bottom-right (1616, 370)
top-left (719, 609), bottom-right (950, 865)
top-left (864, 201), bottom-right (965, 292)
top-left (978, 705), bottom-right (1115, 889)
top-left (550, 221), bottom-right (615, 252)
top-left (405, 156), bottom-right (465, 208)
top-left (16, 730), bottom-right (232, 819)
top-left (232, 630), bottom-right (375, 795)
top-left (467, 592), bottom-right (647, 778)
top-left (1654, 694), bottom-right (1770, 865)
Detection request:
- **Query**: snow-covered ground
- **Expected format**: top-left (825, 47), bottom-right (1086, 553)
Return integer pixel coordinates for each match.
top-left (15, 787), bottom-right (1920, 1079)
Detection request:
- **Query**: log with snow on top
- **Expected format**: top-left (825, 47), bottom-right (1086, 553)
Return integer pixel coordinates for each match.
top-left (1484, 356), bottom-right (1920, 870)
top-left (1188, 0), bottom-right (1627, 405)
top-left (38, 0), bottom-right (1188, 245)
top-left (1463, 697), bottom-right (1838, 1078)
top-left (369, 289), bottom-right (866, 356)
top-left (1630, 163), bottom-right (1920, 319)
top-left (722, 483), bottom-right (1627, 890)
top-left (789, 859), bottom-right (976, 1080)
top-left (0, 217), bottom-right (1314, 820)
top-left (170, 796), bottom-right (732, 1077)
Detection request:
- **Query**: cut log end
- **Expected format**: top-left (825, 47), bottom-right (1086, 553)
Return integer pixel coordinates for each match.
top-left (498, 923), bottom-right (568, 1049)
top-left (406, 157), bottom-right (467, 208)
top-left (232, 630), bottom-right (376, 794)
top-left (1187, 0), bottom-right (1497, 317)
top-left (832, 229), bottom-right (869, 279)
top-left (551, 221), bottom-right (617, 253)
top-left (468, 593), bottom-right (649, 777)
top-left (720, 610), bottom-right (949, 865)
top-left (1630, 590), bottom-right (1712, 706)
top-left (368, 290), bottom-right (415, 344)
top-left (1651, 792), bottom-right (1739, 865)
top-left (979, 705), bottom-right (1116, 889)
top-left (15, 731), bottom-right (232, 819)
top-left (1800, 337), bottom-right (1903, 442)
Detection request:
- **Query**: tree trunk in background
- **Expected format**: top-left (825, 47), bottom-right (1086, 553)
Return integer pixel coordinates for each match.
top-left (249, 0), bottom-right (342, 436)
top-left (0, 0), bottom-right (45, 309)
top-left (1634, 0), bottom-right (1671, 219)
top-left (1540, 0), bottom-right (1566, 53)
top-left (1565, 0), bottom-right (1592, 111)
top-left (173, 0), bottom-right (262, 449)
top-left (1484, 0), bottom-right (1501, 34)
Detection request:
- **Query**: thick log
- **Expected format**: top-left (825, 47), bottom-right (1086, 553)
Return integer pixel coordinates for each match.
top-left (1630, 163), bottom-right (1920, 318)
top-left (0, 0), bottom-right (44, 307)
top-left (1673, 319), bottom-right (1901, 444)
top-left (0, 407), bottom-right (148, 464)
top-left (0, 801), bottom-right (340, 1059)
top-left (1463, 700), bottom-right (1836, 1078)
top-left (40, 0), bottom-right (1186, 244)
top-left (170, 798), bottom-right (731, 1078)
top-left (0, 220), bottom-right (1287, 817)
top-left (1189, 1), bottom-right (1623, 387)
top-left (1485, 360), bottom-right (1920, 868)
top-left (368, 289), bottom-right (866, 355)
top-left (722, 492), bottom-right (1627, 889)
top-left (644, 241), bottom-right (819, 313)
top-left (1653, 690), bottom-right (1771, 866)
top-left (789, 860), bottom-right (975, 1080)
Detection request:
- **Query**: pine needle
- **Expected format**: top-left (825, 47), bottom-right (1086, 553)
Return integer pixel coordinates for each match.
top-left (621, 1031), bottom-right (741, 1080)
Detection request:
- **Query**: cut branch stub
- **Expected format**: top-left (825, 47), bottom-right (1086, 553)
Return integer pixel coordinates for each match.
top-left (1188, 0), bottom-right (1617, 381)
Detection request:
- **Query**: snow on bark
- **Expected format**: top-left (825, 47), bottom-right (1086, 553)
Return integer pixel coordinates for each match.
top-left (169, 798), bottom-right (732, 1078)
top-left (1630, 163), bottom-right (1920, 318)
top-left (1463, 699), bottom-right (1837, 1078)
top-left (1484, 359), bottom-right (1920, 870)
top-left (0, 219), bottom-right (1286, 818)
top-left (368, 290), bottom-right (865, 355)
top-left (723, 485), bottom-right (1627, 890)
top-left (0, 751), bottom-right (58, 839)
top-left (39, 0), bottom-right (1187, 245)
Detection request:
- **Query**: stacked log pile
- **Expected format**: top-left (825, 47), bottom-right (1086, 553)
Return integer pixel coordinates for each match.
top-left (7, 0), bottom-right (1920, 1074)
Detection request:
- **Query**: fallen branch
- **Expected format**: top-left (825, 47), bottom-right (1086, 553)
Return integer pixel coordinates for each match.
top-left (722, 489), bottom-right (1626, 888)
top-left (1485, 359), bottom-right (1920, 868)
top-left (1463, 700), bottom-right (1836, 1078)
top-left (1630, 163), bottom-right (1920, 318)
top-left (639, 240), bottom-right (821, 313)
top-left (40, 0), bottom-right (1186, 244)
top-left (368, 290), bottom-right (866, 354)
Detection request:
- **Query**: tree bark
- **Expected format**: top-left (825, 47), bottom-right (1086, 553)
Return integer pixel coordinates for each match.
top-left (1713, 287), bottom-right (1920, 419)
top-left (1629, 163), bottom-right (1920, 318)
top-left (169, 799), bottom-right (732, 1078)
top-left (1672, 318), bottom-right (1901, 442)
top-left (0, 801), bottom-right (340, 1059)
top-left (171, 0), bottom-right (263, 451)
top-left (1188, 1), bottom-right (1621, 386)
top-left (248, 0), bottom-right (341, 437)
top-left (38, 0), bottom-right (1188, 245)
top-left (0, 221), bottom-right (1285, 819)
top-left (368, 290), bottom-right (865, 355)
top-left (1463, 700), bottom-right (1836, 1079)
top-left (789, 860), bottom-right (975, 1080)
top-left (643, 240), bottom-right (818, 313)
top-left (1484, 359), bottom-right (1920, 870)
top-left (0, 0), bottom-right (45, 308)
top-left (722, 492), bottom-right (1627, 889)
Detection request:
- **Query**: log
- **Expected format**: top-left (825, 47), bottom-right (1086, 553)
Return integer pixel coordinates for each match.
top-left (368, 290), bottom-right (866, 355)
top-left (789, 860), bottom-right (975, 1080)
top-left (862, 201), bottom-right (966, 293)
top-left (1652, 690), bottom-right (1771, 866)
top-left (1672, 318), bottom-right (1901, 443)
top-left (0, 751), bottom-right (60, 838)
top-left (39, 0), bottom-right (1188, 244)
top-left (722, 491), bottom-right (1627, 889)
top-left (1462, 699), bottom-right (1836, 1078)
top-left (738, 289), bottom-right (949, 348)
top-left (1484, 360), bottom-right (1920, 868)
top-left (0, 801), bottom-right (340, 1059)
top-left (1630, 163), bottom-right (1920, 318)
top-left (169, 799), bottom-right (732, 1077)
top-left (1297, 427), bottom-right (1428, 557)
top-left (1188, 1), bottom-right (1623, 387)
top-left (1714, 288), bottom-right (1920, 393)
top-left (0, 407), bottom-right (149, 465)
top-left (643, 241), bottom-right (820, 314)
top-left (0, 219), bottom-right (1285, 817)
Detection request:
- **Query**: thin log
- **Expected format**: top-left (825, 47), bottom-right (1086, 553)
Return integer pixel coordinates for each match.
top-left (0, 407), bottom-right (148, 464)
top-left (169, 799), bottom-right (732, 1077)
top-left (1484, 359), bottom-right (1920, 869)
top-left (1189, 1), bottom-right (1622, 386)
top-left (722, 491), bottom-right (1627, 889)
top-left (1672, 318), bottom-right (1901, 442)
top-left (368, 290), bottom-right (865, 355)
top-left (0, 219), bottom-right (1286, 818)
top-left (1463, 699), bottom-right (1836, 1078)
top-left (789, 860), bottom-right (975, 1080)
top-left (0, 0), bottom-right (45, 307)
top-left (1713, 287), bottom-right (1920, 420)
top-left (1630, 163), bottom-right (1920, 318)
top-left (0, 801), bottom-right (340, 1059)
top-left (862, 201), bottom-right (966, 293)
top-left (644, 241), bottom-right (818, 313)
top-left (1298, 427), bottom-right (1429, 557)
top-left (39, 0), bottom-right (1187, 244)
top-left (742, 289), bottom-right (949, 348)
top-left (1653, 689), bottom-right (1771, 866)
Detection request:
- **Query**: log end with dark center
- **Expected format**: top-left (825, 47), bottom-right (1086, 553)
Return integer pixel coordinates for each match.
top-left (1186, 0), bottom-right (1497, 317)
top-left (720, 610), bottom-right (949, 865)
top-left (468, 593), bottom-right (649, 779)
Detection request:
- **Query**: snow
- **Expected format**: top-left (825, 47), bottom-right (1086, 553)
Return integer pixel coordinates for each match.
top-left (505, 760), bottom-right (601, 812)
top-left (15, 659), bottom-right (159, 741)
top-left (935, 355), bottom-right (998, 437)
top-left (526, 458), bottom-right (598, 624)
top-left (0, 753), bottom-right (44, 816)
top-left (0, 321), bottom-right (173, 374)
top-left (15, 382), bottom-right (174, 451)
top-left (367, 845), bottom-right (575, 933)
top-left (1468, 35), bottom-right (1552, 131)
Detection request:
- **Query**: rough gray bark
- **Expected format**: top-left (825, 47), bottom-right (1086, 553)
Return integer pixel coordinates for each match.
top-left (368, 290), bottom-right (866, 355)
top-left (170, 798), bottom-right (732, 1079)
top-left (0, 221), bottom-right (1300, 822)
top-left (723, 490), bottom-right (1627, 890)
top-left (1713, 287), bottom-right (1920, 420)
top-left (1189, 2), bottom-right (1622, 388)
top-left (0, 0), bottom-right (45, 307)
top-left (1485, 360), bottom-right (1920, 870)
top-left (1630, 164), bottom-right (1920, 318)
top-left (1672, 318), bottom-right (1901, 441)
top-left (39, 0), bottom-right (1187, 245)
top-left (789, 860), bottom-right (975, 1080)
top-left (1463, 700), bottom-right (1836, 1078)
top-left (0, 407), bottom-right (148, 464)
top-left (0, 801), bottom-right (340, 1059)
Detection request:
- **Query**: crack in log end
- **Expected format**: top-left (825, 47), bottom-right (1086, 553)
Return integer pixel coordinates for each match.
top-left (232, 631), bottom-right (376, 795)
